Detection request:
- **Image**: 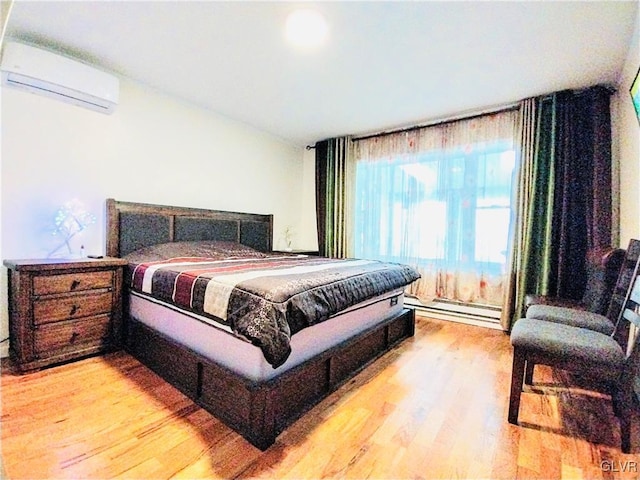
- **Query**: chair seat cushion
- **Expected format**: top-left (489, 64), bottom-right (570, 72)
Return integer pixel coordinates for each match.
top-left (525, 304), bottom-right (615, 335)
top-left (511, 318), bottom-right (625, 371)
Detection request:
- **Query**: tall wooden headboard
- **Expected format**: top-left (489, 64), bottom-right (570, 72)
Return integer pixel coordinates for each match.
top-left (105, 199), bottom-right (273, 257)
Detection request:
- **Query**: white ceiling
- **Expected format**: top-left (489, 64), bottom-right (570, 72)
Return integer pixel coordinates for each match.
top-left (3, 1), bottom-right (638, 147)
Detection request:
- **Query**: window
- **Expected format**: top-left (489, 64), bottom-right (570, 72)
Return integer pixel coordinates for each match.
top-left (352, 110), bottom-right (518, 306)
top-left (354, 144), bottom-right (515, 269)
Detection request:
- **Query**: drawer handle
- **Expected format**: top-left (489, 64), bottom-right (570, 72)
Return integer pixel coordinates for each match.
top-left (70, 332), bottom-right (79, 343)
top-left (70, 280), bottom-right (81, 291)
top-left (69, 305), bottom-right (79, 316)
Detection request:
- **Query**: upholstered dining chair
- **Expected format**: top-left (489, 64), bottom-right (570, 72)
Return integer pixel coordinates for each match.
top-left (508, 273), bottom-right (640, 453)
top-left (525, 245), bottom-right (625, 316)
top-left (526, 239), bottom-right (640, 337)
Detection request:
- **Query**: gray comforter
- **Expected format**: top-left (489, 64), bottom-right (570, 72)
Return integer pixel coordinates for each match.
top-left (128, 253), bottom-right (420, 367)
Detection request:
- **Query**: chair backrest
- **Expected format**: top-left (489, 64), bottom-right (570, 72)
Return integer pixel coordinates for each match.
top-left (581, 246), bottom-right (625, 314)
top-left (616, 275), bottom-right (640, 393)
top-left (606, 239), bottom-right (640, 323)
top-left (621, 275), bottom-right (640, 354)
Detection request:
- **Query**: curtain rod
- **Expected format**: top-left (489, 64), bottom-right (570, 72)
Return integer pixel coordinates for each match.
top-left (310, 84), bottom-right (612, 148)
top-left (351, 102), bottom-right (520, 143)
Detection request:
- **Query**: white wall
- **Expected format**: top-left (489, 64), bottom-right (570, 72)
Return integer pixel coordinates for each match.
top-left (613, 7), bottom-right (640, 248)
top-left (0, 77), bottom-right (312, 357)
top-left (298, 147), bottom-right (319, 251)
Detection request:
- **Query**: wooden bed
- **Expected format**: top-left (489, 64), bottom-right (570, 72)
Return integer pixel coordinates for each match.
top-left (106, 198), bottom-right (415, 450)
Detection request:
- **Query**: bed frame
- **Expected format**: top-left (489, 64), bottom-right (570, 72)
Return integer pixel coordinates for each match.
top-left (105, 198), bottom-right (415, 450)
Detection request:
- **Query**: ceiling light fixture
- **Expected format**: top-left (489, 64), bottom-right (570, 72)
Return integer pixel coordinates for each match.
top-left (285, 9), bottom-right (328, 48)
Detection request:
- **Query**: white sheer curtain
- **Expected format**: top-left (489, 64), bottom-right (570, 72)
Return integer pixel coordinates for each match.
top-left (352, 110), bottom-right (519, 307)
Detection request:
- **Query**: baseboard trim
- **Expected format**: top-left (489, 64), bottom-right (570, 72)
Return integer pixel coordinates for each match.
top-left (406, 297), bottom-right (505, 331)
top-left (415, 308), bottom-right (504, 330)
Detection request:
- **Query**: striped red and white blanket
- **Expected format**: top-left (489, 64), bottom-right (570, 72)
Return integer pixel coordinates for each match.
top-left (128, 254), bottom-right (420, 367)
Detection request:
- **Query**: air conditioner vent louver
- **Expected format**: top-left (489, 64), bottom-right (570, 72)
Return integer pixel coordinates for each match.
top-left (1, 42), bottom-right (119, 114)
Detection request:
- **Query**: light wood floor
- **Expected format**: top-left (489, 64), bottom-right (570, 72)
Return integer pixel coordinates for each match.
top-left (2, 316), bottom-right (639, 479)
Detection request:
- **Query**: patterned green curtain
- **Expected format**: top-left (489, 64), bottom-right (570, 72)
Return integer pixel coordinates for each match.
top-left (502, 97), bottom-right (557, 329)
top-left (502, 86), bottom-right (613, 330)
top-left (315, 137), bottom-right (353, 258)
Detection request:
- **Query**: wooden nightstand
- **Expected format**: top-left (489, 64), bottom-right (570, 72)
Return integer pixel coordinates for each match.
top-left (3, 257), bottom-right (128, 372)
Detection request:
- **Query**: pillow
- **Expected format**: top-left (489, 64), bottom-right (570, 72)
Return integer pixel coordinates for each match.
top-left (123, 240), bottom-right (267, 263)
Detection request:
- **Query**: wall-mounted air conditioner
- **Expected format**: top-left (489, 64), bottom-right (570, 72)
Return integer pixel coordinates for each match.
top-left (1, 42), bottom-right (119, 114)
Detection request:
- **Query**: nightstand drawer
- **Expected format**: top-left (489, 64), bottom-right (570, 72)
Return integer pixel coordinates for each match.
top-left (34, 314), bottom-right (112, 354)
top-left (34, 270), bottom-right (113, 295)
top-left (33, 291), bottom-right (113, 325)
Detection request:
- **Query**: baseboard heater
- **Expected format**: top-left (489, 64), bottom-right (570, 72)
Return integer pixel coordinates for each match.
top-left (405, 296), bottom-right (504, 330)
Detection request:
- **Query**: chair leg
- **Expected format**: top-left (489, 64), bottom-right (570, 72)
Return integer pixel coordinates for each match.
top-left (610, 384), bottom-right (622, 418)
top-left (621, 415), bottom-right (632, 454)
top-left (613, 387), bottom-right (633, 453)
top-left (524, 361), bottom-right (534, 385)
top-left (508, 348), bottom-right (527, 425)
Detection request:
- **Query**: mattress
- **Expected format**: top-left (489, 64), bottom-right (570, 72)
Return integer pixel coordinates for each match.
top-left (128, 288), bottom-right (406, 381)
top-left (126, 244), bottom-right (420, 367)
